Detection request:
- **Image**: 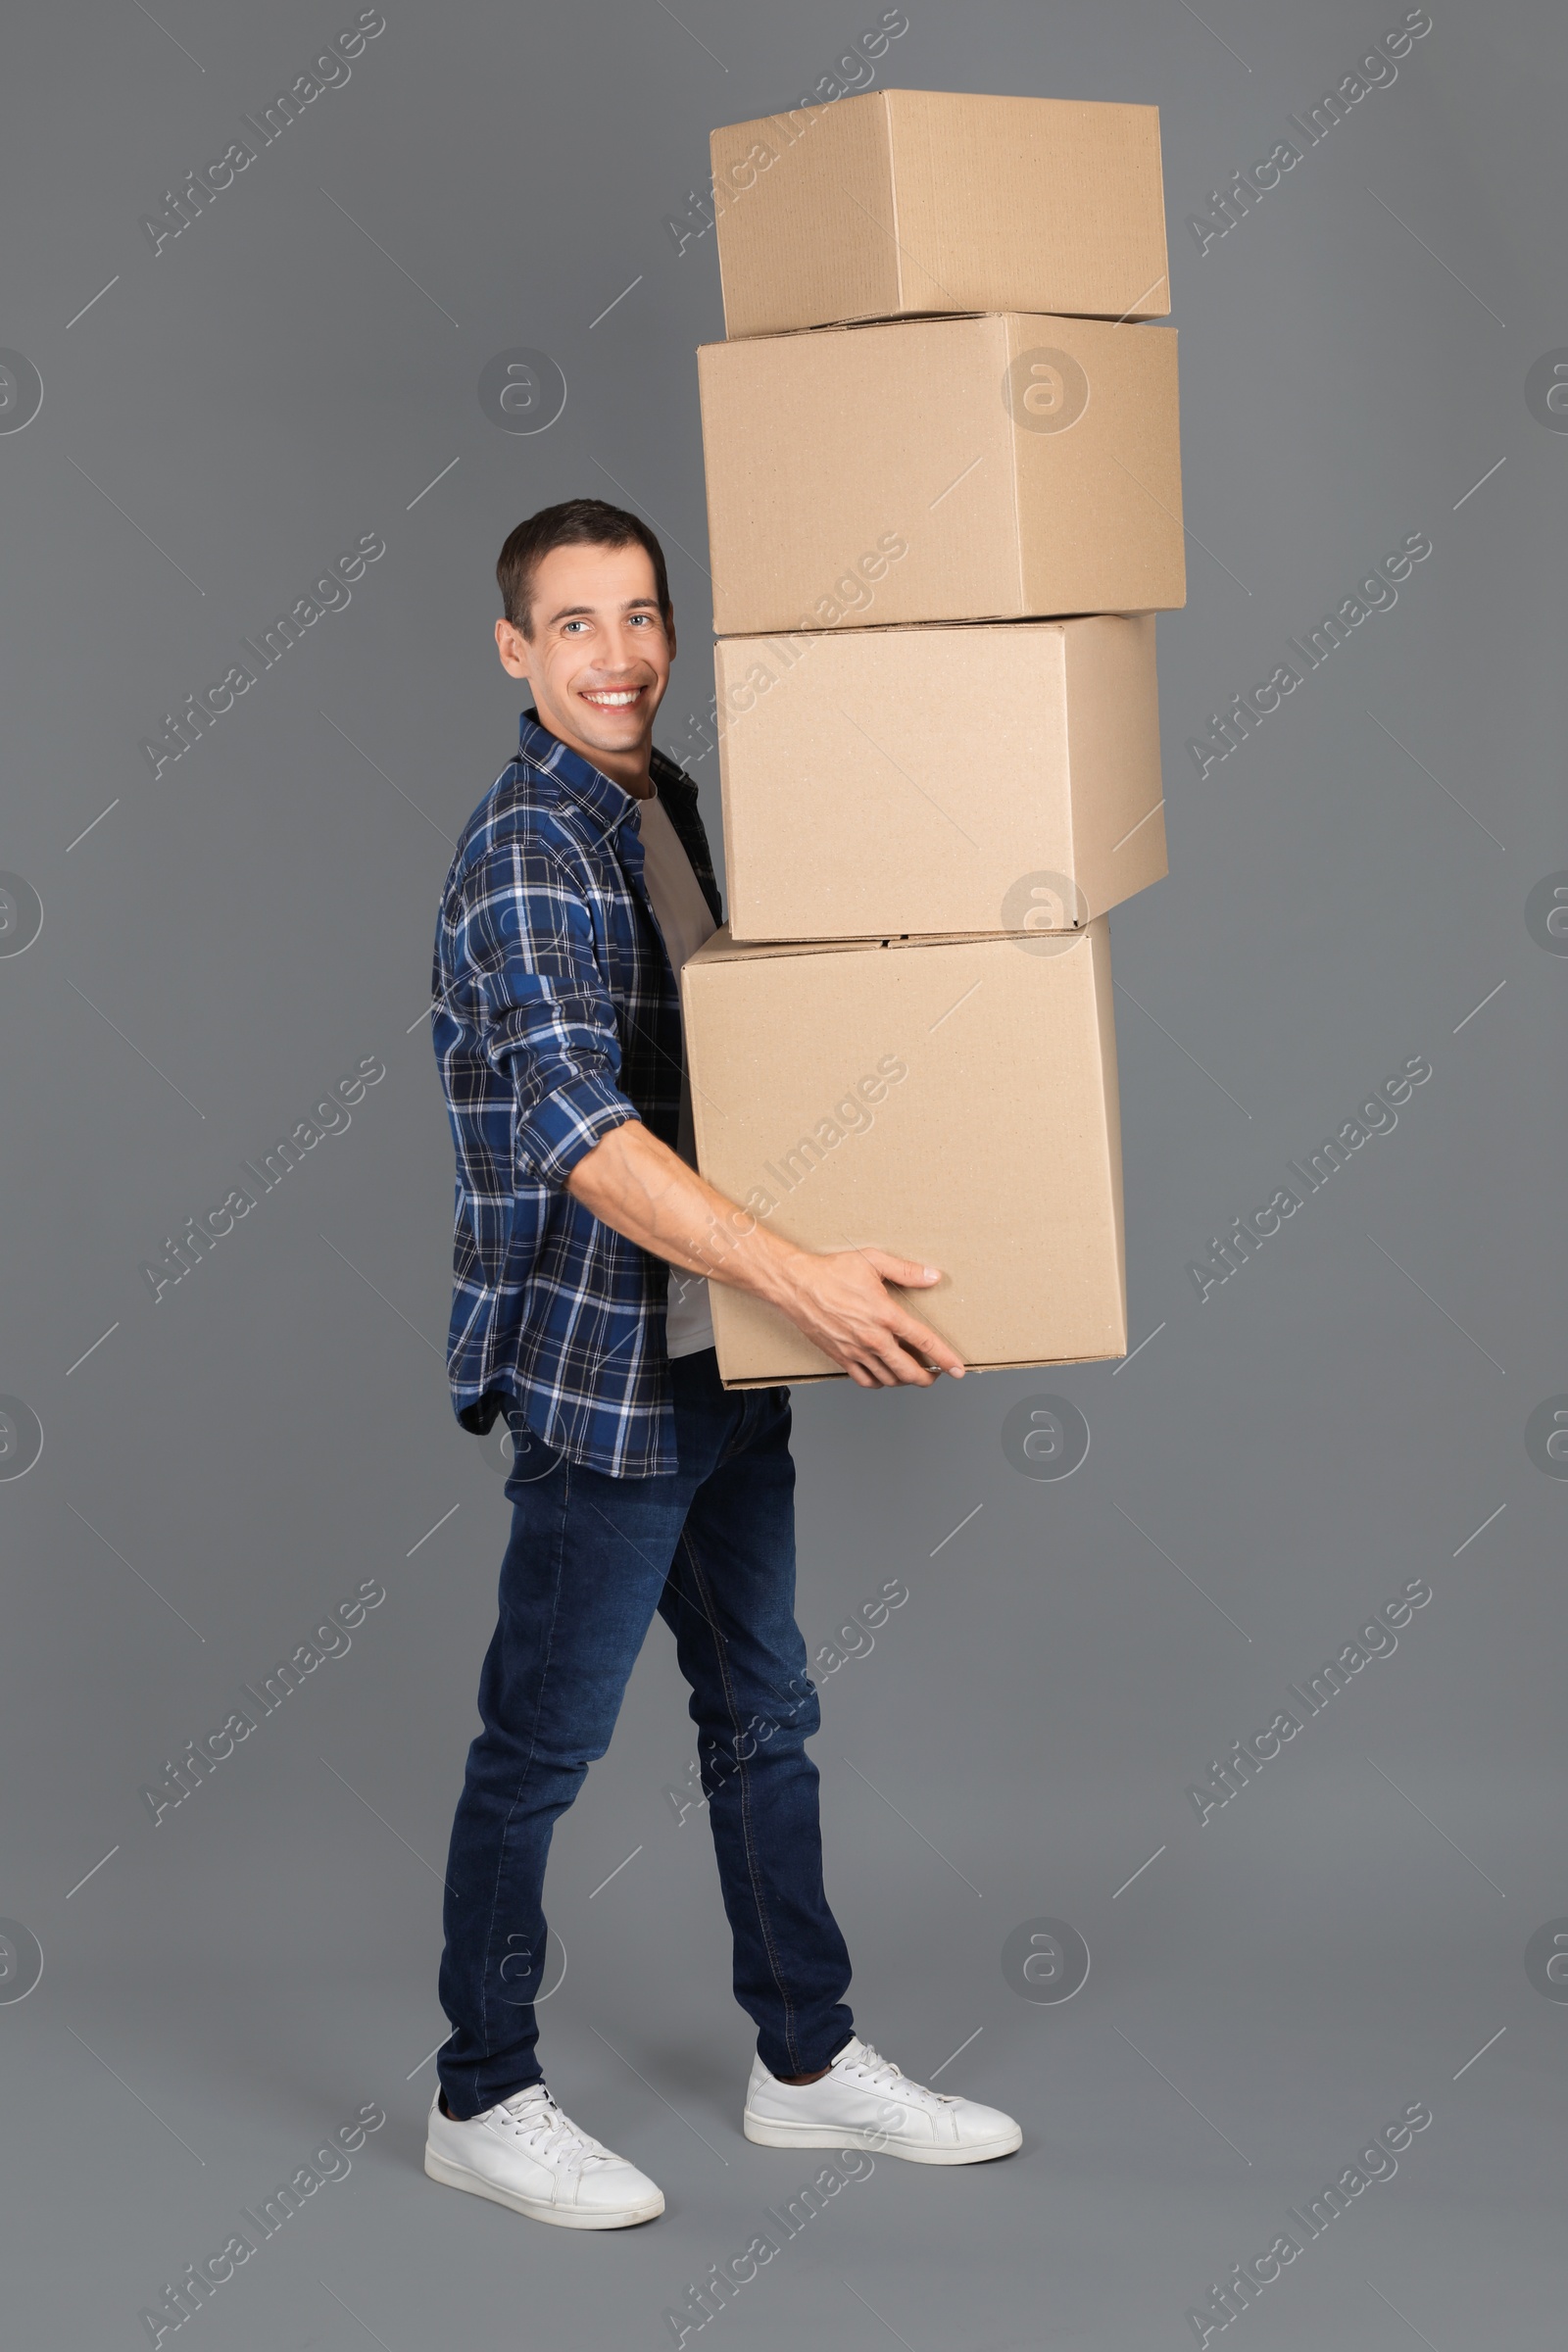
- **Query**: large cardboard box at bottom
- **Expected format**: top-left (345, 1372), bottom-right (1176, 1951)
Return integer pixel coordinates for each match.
top-left (682, 922), bottom-right (1127, 1387)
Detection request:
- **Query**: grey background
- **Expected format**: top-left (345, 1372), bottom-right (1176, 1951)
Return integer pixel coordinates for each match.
top-left (1, 1), bottom-right (1563, 2344)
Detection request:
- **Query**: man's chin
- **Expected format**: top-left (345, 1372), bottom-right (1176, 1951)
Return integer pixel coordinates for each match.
top-left (535, 690), bottom-right (658, 764)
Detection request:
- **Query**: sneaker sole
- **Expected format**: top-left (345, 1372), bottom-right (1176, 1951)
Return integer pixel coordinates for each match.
top-left (423, 2144), bottom-right (665, 2228)
top-left (742, 2111), bottom-right (1022, 2166)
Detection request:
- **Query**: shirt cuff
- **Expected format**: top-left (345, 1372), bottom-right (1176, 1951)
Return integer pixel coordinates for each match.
top-left (517, 1071), bottom-right (641, 1188)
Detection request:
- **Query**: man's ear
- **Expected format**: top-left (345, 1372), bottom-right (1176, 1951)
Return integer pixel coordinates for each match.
top-left (495, 616), bottom-right (532, 681)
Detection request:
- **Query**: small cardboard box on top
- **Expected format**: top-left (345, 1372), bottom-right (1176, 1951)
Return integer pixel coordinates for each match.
top-left (697, 312), bottom-right (1184, 635)
top-left (715, 613), bottom-right (1165, 943)
top-left (710, 88), bottom-right (1170, 338)
top-left (681, 922), bottom-right (1127, 1387)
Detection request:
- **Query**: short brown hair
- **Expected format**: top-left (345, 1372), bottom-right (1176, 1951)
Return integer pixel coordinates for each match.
top-left (496, 498), bottom-right (671, 638)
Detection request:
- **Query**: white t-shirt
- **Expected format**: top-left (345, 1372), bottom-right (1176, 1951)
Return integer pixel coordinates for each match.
top-left (633, 789), bottom-right (718, 1358)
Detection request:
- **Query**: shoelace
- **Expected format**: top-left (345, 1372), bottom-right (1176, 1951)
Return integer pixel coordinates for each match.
top-left (837, 2043), bottom-right (948, 2107)
top-left (494, 2086), bottom-right (612, 2168)
top-left (846, 2041), bottom-right (921, 2097)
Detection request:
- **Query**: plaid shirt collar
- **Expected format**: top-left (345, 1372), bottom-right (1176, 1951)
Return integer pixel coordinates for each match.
top-left (514, 709), bottom-right (639, 841)
top-left (514, 709), bottom-right (723, 927)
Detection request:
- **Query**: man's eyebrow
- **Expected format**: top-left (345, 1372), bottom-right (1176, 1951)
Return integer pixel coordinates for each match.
top-left (544, 597), bottom-right (662, 626)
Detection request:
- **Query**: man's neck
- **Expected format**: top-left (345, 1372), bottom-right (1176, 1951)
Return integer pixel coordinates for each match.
top-left (584, 742), bottom-right (655, 801)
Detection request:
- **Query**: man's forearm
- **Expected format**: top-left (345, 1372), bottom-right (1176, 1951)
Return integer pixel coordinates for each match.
top-left (564, 1116), bottom-right (963, 1389)
top-left (564, 1116), bottom-right (799, 1307)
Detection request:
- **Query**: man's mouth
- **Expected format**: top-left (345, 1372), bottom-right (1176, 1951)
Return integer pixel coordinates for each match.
top-left (579, 685), bottom-right (648, 710)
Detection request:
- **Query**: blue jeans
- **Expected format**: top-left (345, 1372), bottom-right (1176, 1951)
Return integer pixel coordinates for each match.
top-left (436, 1348), bottom-right (855, 2119)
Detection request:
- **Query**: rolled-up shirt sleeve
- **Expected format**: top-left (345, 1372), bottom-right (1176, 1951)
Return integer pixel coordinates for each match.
top-left (462, 836), bottom-right (641, 1188)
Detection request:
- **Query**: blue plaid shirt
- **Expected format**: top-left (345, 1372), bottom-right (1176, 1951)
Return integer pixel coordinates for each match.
top-left (431, 710), bottom-right (723, 1478)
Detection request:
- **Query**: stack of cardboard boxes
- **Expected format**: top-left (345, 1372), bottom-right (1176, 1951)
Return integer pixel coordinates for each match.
top-left (681, 89), bottom-right (1183, 1385)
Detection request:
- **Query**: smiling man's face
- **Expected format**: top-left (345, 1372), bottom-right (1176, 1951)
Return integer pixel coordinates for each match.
top-left (495, 538), bottom-right (674, 799)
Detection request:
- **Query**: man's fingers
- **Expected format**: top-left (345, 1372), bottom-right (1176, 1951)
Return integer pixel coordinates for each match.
top-left (827, 1313), bottom-right (958, 1388)
top-left (859, 1249), bottom-right (942, 1290)
top-left (864, 1328), bottom-right (938, 1388)
top-left (891, 1310), bottom-right (966, 1377)
top-left (798, 1247), bottom-right (963, 1384)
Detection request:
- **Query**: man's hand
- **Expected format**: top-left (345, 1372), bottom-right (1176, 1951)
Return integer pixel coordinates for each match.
top-left (771, 1246), bottom-right (963, 1389)
top-left (564, 1118), bottom-right (964, 1388)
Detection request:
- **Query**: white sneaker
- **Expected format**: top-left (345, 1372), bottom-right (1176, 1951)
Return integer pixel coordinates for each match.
top-left (743, 2034), bottom-right (1021, 2166)
top-left (424, 2082), bottom-right (664, 2228)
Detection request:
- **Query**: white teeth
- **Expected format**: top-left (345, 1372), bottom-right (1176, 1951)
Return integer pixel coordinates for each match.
top-left (583, 689), bottom-right (640, 706)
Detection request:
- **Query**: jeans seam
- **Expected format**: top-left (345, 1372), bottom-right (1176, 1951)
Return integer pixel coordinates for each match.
top-left (713, 1390), bottom-right (757, 1469)
top-left (678, 1523), bottom-right (804, 2073)
top-left (472, 1455), bottom-right (572, 2107)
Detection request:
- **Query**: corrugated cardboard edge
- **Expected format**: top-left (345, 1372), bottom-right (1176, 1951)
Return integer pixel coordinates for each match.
top-left (1089, 917), bottom-right (1128, 1337)
top-left (878, 88), bottom-right (906, 315)
top-left (710, 127), bottom-right (736, 340)
top-left (1003, 314), bottom-right (1027, 614)
top-left (1148, 106), bottom-right (1172, 311)
top-left (717, 1350), bottom-right (1125, 1393)
top-left (711, 639), bottom-right (739, 920)
top-left (689, 924), bottom-right (1097, 963)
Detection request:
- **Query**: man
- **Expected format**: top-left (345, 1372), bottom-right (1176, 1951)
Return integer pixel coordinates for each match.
top-left (424, 498), bottom-right (1020, 2229)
